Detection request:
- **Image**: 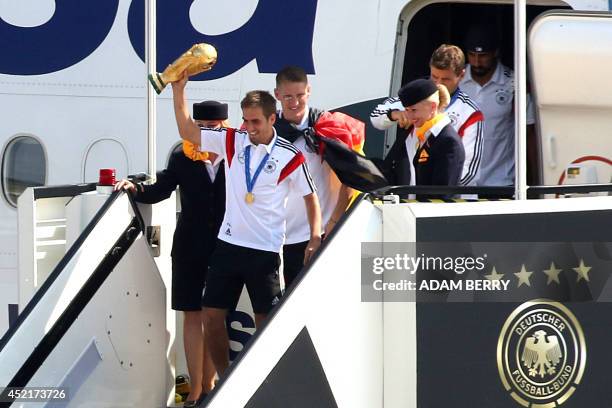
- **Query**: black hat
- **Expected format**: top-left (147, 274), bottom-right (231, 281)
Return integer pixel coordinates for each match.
top-left (464, 25), bottom-right (499, 53)
top-left (398, 79), bottom-right (438, 107)
top-left (193, 100), bottom-right (228, 120)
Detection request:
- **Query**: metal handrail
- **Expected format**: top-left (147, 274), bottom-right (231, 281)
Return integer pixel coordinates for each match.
top-left (371, 183), bottom-right (612, 199)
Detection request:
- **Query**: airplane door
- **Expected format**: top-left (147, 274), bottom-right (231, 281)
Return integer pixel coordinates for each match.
top-left (529, 11), bottom-right (612, 188)
top-left (82, 139), bottom-right (129, 182)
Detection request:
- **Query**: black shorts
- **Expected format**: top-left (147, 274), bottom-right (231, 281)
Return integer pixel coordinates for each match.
top-left (282, 240), bottom-right (309, 288)
top-left (171, 257), bottom-right (208, 311)
top-left (203, 240), bottom-right (281, 314)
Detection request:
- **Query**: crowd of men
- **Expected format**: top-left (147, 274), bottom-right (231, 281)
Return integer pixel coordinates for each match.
top-left (115, 23), bottom-right (532, 406)
top-left (371, 24), bottom-right (534, 197)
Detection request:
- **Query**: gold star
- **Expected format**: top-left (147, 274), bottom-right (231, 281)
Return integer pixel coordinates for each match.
top-left (573, 259), bottom-right (592, 282)
top-left (514, 265), bottom-right (533, 288)
top-left (485, 266), bottom-right (504, 281)
top-left (543, 262), bottom-right (562, 285)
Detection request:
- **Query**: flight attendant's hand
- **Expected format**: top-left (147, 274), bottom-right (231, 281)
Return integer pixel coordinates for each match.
top-left (114, 179), bottom-right (137, 193)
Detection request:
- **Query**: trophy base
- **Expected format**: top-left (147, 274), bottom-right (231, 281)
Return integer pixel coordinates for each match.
top-left (148, 73), bottom-right (166, 95)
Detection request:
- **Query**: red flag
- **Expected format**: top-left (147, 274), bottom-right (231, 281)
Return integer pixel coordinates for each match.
top-left (314, 111), bottom-right (365, 155)
top-left (313, 111), bottom-right (387, 192)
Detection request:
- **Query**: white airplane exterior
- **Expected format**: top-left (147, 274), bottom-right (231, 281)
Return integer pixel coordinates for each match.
top-left (1, 0), bottom-right (611, 337)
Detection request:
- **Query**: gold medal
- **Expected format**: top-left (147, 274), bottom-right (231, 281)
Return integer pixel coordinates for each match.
top-left (245, 192), bottom-right (255, 204)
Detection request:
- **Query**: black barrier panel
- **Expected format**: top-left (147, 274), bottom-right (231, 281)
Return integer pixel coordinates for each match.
top-left (244, 327), bottom-right (338, 408)
top-left (416, 210), bottom-right (612, 242)
top-left (413, 203), bottom-right (612, 406)
top-left (417, 302), bottom-right (611, 407)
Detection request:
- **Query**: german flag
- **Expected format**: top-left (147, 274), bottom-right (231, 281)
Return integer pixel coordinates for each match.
top-left (313, 112), bottom-right (388, 192)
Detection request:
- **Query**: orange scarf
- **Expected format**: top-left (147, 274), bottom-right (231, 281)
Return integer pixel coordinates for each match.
top-left (415, 113), bottom-right (445, 143)
top-left (182, 141), bottom-right (209, 162)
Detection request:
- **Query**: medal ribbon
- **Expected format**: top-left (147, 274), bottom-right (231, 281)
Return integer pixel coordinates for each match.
top-left (244, 139), bottom-right (276, 195)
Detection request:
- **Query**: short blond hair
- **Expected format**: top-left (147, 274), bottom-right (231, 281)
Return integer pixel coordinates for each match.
top-left (425, 84), bottom-right (450, 112)
top-left (429, 44), bottom-right (466, 76)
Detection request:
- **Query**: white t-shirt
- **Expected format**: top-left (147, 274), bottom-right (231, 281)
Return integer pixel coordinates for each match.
top-left (278, 110), bottom-right (341, 244)
top-left (460, 62), bottom-right (535, 186)
top-left (199, 127), bottom-right (316, 253)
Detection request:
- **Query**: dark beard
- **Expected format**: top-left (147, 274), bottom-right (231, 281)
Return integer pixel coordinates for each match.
top-left (471, 65), bottom-right (493, 78)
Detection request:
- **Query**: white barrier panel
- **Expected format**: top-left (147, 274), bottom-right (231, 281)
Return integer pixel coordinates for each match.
top-left (206, 198), bottom-right (383, 408)
top-left (1, 192), bottom-right (170, 407)
top-left (0, 194), bottom-right (133, 385)
top-left (24, 235), bottom-right (168, 407)
top-left (381, 205), bottom-right (417, 408)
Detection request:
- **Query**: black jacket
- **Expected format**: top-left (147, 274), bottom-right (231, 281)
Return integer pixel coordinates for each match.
top-left (413, 123), bottom-right (465, 198)
top-left (136, 150), bottom-right (225, 260)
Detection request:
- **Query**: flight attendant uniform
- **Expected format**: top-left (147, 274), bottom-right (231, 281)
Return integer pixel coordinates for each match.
top-left (135, 150), bottom-right (225, 310)
top-left (397, 79), bottom-right (466, 199)
top-left (412, 114), bottom-right (465, 197)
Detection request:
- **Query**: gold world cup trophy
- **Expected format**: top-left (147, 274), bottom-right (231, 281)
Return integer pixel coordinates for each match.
top-left (148, 43), bottom-right (217, 94)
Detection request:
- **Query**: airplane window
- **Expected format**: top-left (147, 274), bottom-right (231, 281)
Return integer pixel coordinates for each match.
top-left (83, 139), bottom-right (129, 183)
top-left (1, 135), bottom-right (46, 207)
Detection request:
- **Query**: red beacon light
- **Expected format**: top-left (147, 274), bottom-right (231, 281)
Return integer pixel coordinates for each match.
top-left (97, 168), bottom-right (116, 194)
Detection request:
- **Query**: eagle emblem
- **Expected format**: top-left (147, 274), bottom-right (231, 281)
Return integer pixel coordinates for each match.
top-left (521, 329), bottom-right (562, 378)
top-left (263, 160), bottom-right (277, 173)
top-left (497, 301), bottom-right (586, 407)
top-left (495, 89), bottom-right (512, 105)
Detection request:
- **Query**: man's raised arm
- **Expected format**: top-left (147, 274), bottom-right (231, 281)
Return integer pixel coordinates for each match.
top-left (171, 72), bottom-right (201, 145)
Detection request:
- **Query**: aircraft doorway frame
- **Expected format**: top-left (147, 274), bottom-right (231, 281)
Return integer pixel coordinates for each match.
top-left (385, 0), bottom-right (571, 158)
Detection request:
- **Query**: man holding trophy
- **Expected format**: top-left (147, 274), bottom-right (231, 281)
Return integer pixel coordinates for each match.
top-left (163, 44), bottom-right (322, 377)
